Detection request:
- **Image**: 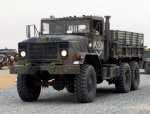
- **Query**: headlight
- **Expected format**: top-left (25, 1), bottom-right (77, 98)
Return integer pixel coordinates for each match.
top-left (89, 43), bottom-right (92, 47)
top-left (60, 50), bottom-right (68, 57)
top-left (20, 51), bottom-right (26, 57)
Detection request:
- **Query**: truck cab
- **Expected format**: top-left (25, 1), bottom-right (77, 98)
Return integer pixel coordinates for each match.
top-left (40, 16), bottom-right (104, 35)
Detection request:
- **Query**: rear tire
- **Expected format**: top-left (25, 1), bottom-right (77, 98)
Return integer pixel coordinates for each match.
top-left (17, 74), bottom-right (41, 102)
top-left (115, 63), bottom-right (131, 93)
top-left (129, 61), bottom-right (140, 90)
top-left (144, 63), bottom-right (150, 74)
top-left (74, 64), bottom-right (97, 103)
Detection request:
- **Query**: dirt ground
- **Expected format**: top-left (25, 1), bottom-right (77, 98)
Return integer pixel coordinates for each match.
top-left (0, 74), bottom-right (16, 89)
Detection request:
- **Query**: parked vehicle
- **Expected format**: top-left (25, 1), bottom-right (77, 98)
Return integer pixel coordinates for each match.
top-left (144, 48), bottom-right (150, 74)
top-left (0, 49), bottom-right (17, 57)
top-left (0, 49), bottom-right (17, 68)
top-left (0, 54), bottom-right (8, 69)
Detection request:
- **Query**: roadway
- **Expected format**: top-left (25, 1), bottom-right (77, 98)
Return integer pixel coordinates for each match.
top-left (0, 69), bottom-right (150, 114)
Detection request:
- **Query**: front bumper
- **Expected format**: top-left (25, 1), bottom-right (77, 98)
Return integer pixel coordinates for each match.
top-left (10, 64), bottom-right (80, 75)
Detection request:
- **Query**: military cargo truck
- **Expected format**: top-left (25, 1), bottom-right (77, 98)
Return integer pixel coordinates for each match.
top-left (144, 48), bottom-right (150, 74)
top-left (10, 15), bottom-right (144, 103)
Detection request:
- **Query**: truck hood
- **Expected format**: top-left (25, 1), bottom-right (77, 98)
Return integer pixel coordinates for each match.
top-left (21, 35), bottom-right (87, 43)
top-left (20, 35), bottom-right (88, 54)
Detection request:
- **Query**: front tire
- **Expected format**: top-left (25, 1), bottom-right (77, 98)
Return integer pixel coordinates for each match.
top-left (115, 63), bottom-right (131, 93)
top-left (129, 61), bottom-right (140, 90)
top-left (74, 64), bottom-right (97, 103)
top-left (17, 74), bottom-right (41, 102)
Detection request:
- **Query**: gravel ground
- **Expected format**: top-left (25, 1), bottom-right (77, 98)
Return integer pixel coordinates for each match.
top-left (0, 70), bottom-right (150, 114)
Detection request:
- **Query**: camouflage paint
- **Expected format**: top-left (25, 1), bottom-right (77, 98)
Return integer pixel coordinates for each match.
top-left (10, 15), bottom-right (144, 76)
top-left (10, 35), bottom-right (88, 74)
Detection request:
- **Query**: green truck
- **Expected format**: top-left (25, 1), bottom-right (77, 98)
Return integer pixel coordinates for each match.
top-left (144, 49), bottom-right (150, 74)
top-left (10, 15), bottom-right (144, 103)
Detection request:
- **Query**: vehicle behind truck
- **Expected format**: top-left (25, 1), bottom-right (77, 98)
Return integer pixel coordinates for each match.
top-left (0, 54), bottom-right (7, 69)
top-left (10, 15), bottom-right (144, 103)
top-left (144, 48), bottom-right (150, 74)
top-left (0, 49), bottom-right (17, 69)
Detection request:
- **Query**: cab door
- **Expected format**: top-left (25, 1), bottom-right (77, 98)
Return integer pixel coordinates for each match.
top-left (92, 20), bottom-right (104, 58)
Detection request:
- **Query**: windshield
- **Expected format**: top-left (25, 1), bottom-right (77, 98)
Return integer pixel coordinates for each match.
top-left (66, 20), bottom-right (90, 33)
top-left (42, 19), bottom-right (90, 35)
top-left (42, 20), bottom-right (65, 34)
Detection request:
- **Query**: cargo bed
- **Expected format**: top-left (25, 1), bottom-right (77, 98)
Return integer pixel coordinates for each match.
top-left (110, 30), bottom-right (144, 58)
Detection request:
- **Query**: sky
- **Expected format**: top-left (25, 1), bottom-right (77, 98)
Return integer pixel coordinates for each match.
top-left (0, 0), bottom-right (150, 49)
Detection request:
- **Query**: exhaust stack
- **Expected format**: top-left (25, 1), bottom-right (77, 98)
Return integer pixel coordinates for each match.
top-left (104, 16), bottom-right (111, 61)
top-left (105, 16), bottom-right (111, 33)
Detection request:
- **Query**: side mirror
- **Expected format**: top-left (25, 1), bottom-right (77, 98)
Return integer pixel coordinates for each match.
top-left (26, 25), bottom-right (31, 38)
top-left (26, 25), bottom-right (39, 38)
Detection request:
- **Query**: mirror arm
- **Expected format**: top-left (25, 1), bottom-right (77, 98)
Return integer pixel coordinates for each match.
top-left (26, 25), bottom-right (30, 38)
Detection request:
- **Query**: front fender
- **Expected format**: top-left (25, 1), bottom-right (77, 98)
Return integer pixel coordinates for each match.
top-left (74, 53), bottom-right (101, 65)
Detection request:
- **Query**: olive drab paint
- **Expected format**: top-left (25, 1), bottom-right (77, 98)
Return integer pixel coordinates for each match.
top-left (10, 15), bottom-right (144, 103)
top-left (10, 15), bottom-right (144, 75)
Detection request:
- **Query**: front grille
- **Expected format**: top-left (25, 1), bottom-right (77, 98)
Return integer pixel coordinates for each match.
top-left (28, 43), bottom-right (58, 61)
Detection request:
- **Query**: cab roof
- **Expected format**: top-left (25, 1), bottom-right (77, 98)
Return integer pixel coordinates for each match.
top-left (41, 15), bottom-right (104, 21)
